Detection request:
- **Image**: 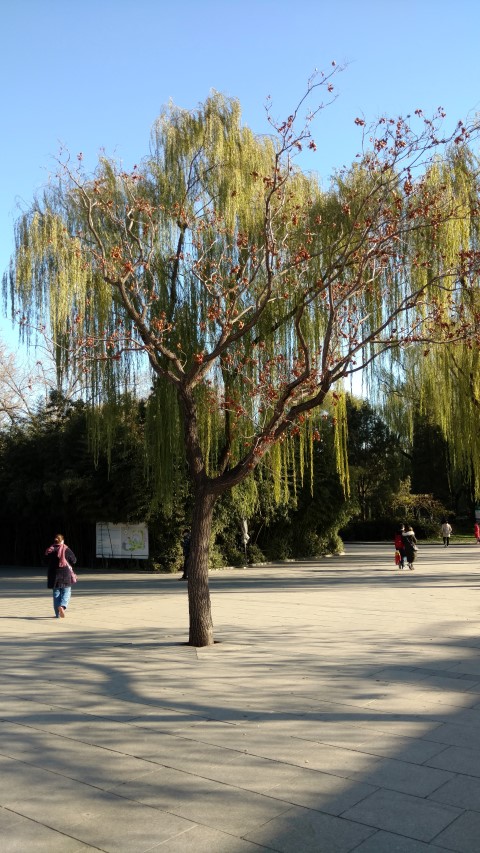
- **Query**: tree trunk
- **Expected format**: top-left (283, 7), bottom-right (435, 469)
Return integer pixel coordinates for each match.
top-left (187, 486), bottom-right (216, 647)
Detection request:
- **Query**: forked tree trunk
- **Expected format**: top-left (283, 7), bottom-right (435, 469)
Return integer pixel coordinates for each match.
top-left (187, 486), bottom-right (217, 646)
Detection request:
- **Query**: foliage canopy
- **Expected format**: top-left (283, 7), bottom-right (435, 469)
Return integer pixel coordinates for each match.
top-left (6, 74), bottom-right (480, 643)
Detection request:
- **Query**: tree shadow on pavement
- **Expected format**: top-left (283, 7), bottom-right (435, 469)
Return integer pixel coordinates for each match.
top-left (1, 548), bottom-right (480, 850)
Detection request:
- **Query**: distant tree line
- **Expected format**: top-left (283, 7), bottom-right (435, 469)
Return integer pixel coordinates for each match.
top-left (0, 379), bottom-right (469, 567)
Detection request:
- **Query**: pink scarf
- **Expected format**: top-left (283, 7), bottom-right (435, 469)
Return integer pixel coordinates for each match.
top-left (57, 543), bottom-right (68, 567)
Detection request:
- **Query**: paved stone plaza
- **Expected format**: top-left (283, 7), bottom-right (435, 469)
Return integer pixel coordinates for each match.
top-left (2, 543), bottom-right (480, 852)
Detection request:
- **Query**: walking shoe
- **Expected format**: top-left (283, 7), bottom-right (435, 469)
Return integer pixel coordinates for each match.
top-left (58, 606), bottom-right (65, 618)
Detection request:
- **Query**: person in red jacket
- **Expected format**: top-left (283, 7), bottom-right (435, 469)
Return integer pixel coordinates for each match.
top-left (394, 525), bottom-right (406, 569)
top-left (474, 522), bottom-right (480, 544)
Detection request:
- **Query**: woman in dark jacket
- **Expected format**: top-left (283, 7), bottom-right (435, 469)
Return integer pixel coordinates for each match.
top-left (45, 534), bottom-right (77, 618)
top-left (402, 525), bottom-right (417, 570)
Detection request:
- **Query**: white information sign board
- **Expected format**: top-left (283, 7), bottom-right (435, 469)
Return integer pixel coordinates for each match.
top-left (96, 523), bottom-right (149, 559)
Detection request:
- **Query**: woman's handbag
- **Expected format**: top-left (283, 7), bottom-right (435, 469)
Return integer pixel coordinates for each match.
top-left (67, 564), bottom-right (78, 583)
top-left (394, 550), bottom-right (401, 565)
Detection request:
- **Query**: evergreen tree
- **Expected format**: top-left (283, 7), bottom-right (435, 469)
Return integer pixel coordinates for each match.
top-left (347, 398), bottom-right (407, 521)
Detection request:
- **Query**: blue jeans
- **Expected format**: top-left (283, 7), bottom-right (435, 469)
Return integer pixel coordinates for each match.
top-left (53, 586), bottom-right (71, 616)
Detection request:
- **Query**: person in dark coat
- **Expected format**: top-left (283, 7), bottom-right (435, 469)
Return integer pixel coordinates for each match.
top-left (402, 525), bottom-right (417, 570)
top-left (45, 534), bottom-right (77, 618)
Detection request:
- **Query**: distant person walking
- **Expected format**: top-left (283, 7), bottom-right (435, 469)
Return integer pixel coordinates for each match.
top-left (402, 524), bottom-right (417, 570)
top-left (45, 534), bottom-right (77, 618)
top-left (394, 525), bottom-right (406, 569)
top-left (441, 520), bottom-right (452, 547)
top-left (474, 522), bottom-right (480, 544)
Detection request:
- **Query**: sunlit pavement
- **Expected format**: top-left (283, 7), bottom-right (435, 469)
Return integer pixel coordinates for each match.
top-left (1, 542), bottom-right (480, 852)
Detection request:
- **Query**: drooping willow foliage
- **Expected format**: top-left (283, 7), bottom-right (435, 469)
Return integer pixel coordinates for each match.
top-left (4, 89), bottom-right (480, 515)
top-left (390, 340), bottom-right (480, 498)
top-left (377, 148), bottom-right (480, 496)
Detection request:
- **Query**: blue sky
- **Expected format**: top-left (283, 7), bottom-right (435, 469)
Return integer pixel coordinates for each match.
top-left (2, 0), bottom-right (480, 354)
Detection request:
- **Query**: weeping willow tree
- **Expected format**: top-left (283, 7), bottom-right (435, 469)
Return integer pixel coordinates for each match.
top-left (5, 73), bottom-right (480, 645)
top-left (374, 147), bottom-right (480, 499)
top-left (394, 332), bottom-right (480, 500)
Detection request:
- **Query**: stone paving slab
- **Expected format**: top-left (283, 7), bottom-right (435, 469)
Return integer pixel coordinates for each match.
top-left (341, 788), bottom-right (461, 841)
top-left (428, 773), bottom-right (480, 811)
top-left (243, 804), bottom-right (376, 852)
top-left (353, 831), bottom-right (450, 852)
top-left (2, 542), bottom-right (480, 851)
top-left (432, 810), bottom-right (480, 852)
top-left (425, 744), bottom-right (480, 777)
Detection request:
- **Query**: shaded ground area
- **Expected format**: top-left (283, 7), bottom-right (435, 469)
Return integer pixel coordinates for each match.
top-left (1, 543), bottom-right (480, 851)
